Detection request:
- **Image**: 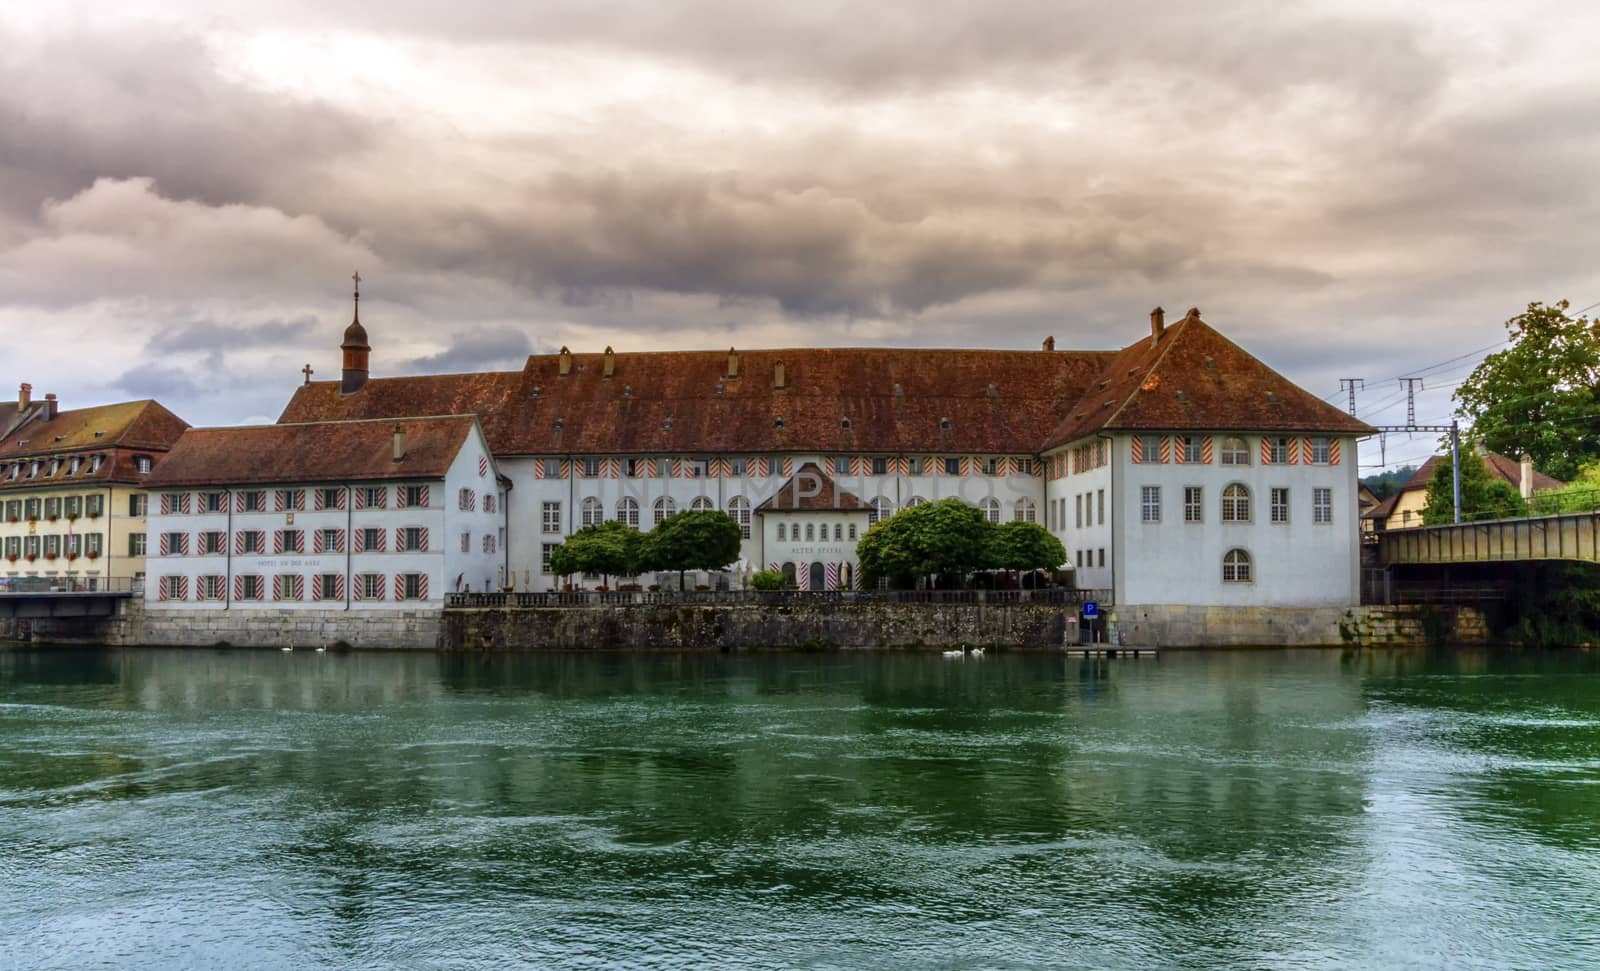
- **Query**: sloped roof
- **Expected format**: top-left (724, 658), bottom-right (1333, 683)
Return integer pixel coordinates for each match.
top-left (143, 416), bottom-right (480, 488)
top-left (0, 399), bottom-right (191, 492)
top-left (279, 347), bottom-right (1115, 455)
top-left (1043, 311), bottom-right (1373, 447)
top-left (1364, 451), bottom-right (1565, 520)
top-left (756, 463), bottom-right (870, 512)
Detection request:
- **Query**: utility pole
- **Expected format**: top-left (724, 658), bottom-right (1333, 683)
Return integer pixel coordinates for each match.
top-left (1399, 378), bottom-right (1424, 428)
top-left (1450, 419), bottom-right (1462, 524)
top-left (1339, 378), bottom-right (1364, 417)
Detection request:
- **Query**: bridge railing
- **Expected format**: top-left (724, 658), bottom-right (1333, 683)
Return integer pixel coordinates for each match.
top-left (446, 587), bottom-right (1110, 610)
top-left (0, 576), bottom-right (142, 596)
top-left (1379, 509), bottom-right (1600, 565)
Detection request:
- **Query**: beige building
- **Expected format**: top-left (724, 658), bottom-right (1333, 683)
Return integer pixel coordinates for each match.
top-left (1362, 450), bottom-right (1563, 533)
top-left (0, 385), bottom-right (189, 589)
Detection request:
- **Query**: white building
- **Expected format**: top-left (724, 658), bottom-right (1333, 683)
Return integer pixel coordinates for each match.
top-left (271, 302), bottom-right (1370, 607)
top-left (142, 416), bottom-right (506, 611)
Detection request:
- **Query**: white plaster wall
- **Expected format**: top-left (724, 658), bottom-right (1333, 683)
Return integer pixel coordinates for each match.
top-left (1044, 442), bottom-right (1113, 592)
top-left (441, 424), bottom-right (505, 594)
top-left (1115, 435), bottom-right (1361, 607)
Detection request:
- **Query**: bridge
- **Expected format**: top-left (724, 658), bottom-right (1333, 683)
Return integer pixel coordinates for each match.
top-left (0, 576), bottom-right (138, 620)
top-left (1379, 511), bottom-right (1600, 566)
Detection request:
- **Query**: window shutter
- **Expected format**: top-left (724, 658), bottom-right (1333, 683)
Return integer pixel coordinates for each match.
top-left (1260, 437), bottom-right (1273, 464)
top-left (1329, 440), bottom-right (1341, 465)
top-left (418, 527), bottom-right (429, 552)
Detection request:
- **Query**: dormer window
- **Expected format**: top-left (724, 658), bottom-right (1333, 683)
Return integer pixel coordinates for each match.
top-left (68, 457), bottom-right (81, 476)
top-left (89, 455), bottom-right (104, 473)
top-left (939, 417), bottom-right (951, 430)
top-left (840, 417), bottom-right (851, 429)
top-left (28, 461), bottom-right (40, 478)
top-left (774, 417), bottom-right (785, 428)
top-left (48, 459), bottom-right (60, 476)
top-left (134, 455), bottom-right (152, 474)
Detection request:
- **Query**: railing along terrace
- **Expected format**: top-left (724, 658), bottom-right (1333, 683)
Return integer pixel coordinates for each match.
top-left (0, 576), bottom-right (142, 596)
top-left (446, 588), bottom-right (1111, 610)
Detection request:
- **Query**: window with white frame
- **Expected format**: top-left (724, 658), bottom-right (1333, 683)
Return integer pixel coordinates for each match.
top-left (1141, 486), bottom-right (1161, 523)
top-left (777, 522), bottom-right (787, 541)
top-left (84, 533), bottom-right (102, 557)
top-left (200, 531), bottom-right (226, 555)
top-left (318, 487), bottom-right (342, 510)
top-left (905, 496), bottom-right (926, 508)
top-left (129, 533), bottom-right (146, 556)
top-left (907, 457), bottom-right (924, 476)
top-left (1014, 497), bottom-right (1036, 522)
top-left (1097, 489), bottom-right (1105, 525)
top-left (484, 494), bottom-right (497, 514)
top-left (804, 523), bottom-right (815, 542)
top-left (581, 497), bottom-right (604, 527)
top-left (400, 573), bottom-right (426, 600)
top-left (848, 523), bottom-right (858, 540)
top-left (483, 533), bottom-right (496, 554)
top-left (402, 485), bottom-right (427, 508)
top-left (617, 498), bottom-right (639, 528)
top-left (542, 501), bottom-right (562, 533)
top-left (316, 574), bottom-right (341, 601)
top-left (687, 459), bottom-right (709, 478)
top-left (979, 497), bottom-right (1001, 523)
top-left (690, 496), bottom-right (714, 512)
top-left (198, 575), bottom-right (225, 601)
top-left (242, 490), bottom-right (266, 512)
top-left (1184, 486), bottom-right (1203, 523)
top-left (727, 496), bottom-right (751, 539)
top-left (393, 527), bottom-right (422, 552)
top-left (460, 531), bottom-right (471, 553)
top-left (360, 486), bottom-right (385, 509)
top-left (541, 543), bottom-right (558, 574)
top-left (1223, 548), bottom-right (1253, 582)
top-left (1314, 487), bottom-right (1333, 524)
top-left (127, 494), bottom-right (145, 517)
top-left (730, 458), bottom-right (748, 477)
top-left (240, 530), bottom-right (264, 554)
top-left (541, 459), bottom-right (563, 479)
top-left (1221, 436), bottom-right (1250, 466)
top-left (942, 457), bottom-right (961, 475)
top-left (159, 575), bottom-right (184, 600)
top-left (358, 574), bottom-right (385, 600)
top-left (1138, 434), bottom-right (1161, 463)
top-left (1270, 487), bottom-right (1290, 524)
top-left (134, 455), bottom-right (152, 474)
top-left (360, 527), bottom-right (384, 552)
top-left (1267, 437), bottom-right (1290, 464)
top-left (1311, 437), bottom-right (1331, 464)
top-left (582, 457), bottom-right (601, 477)
top-left (658, 459), bottom-right (672, 480)
top-left (1179, 436), bottom-right (1201, 463)
top-left (830, 456), bottom-right (849, 475)
top-left (869, 497), bottom-right (892, 524)
top-left (239, 575), bottom-right (264, 601)
top-left (653, 496), bottom-right (675, 526)
top-left (459, 487), bottom-right (474, 511)
top-left (1075, 494), bottom-right (1083, 528)
top-left (281, 529), bottom-right (305, 553)
top-left (1222, 483), bottom-right (1251, 523)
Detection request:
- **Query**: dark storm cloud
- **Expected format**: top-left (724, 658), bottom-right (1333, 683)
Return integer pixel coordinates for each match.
top-left (147, 316), bottom-right (321, 355)
top-left (402, 327), bottom-right (538, 373)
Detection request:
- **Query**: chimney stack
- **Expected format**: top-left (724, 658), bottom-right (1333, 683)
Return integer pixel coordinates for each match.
top-left (602, 346), bottom-right (615, 379)
top-left (1150, 307), bottom-right (1165, 342)
top-left (1520, 453), bottom-right (1534, 500)
top-left (558, 346), bottom-right (573, 377)
top-left (727, 348), bottom-right (740, 379)
top-left (1042, 336), bottom-right (1055, 352)
top-left (18, 383), bottom-right (31, 411)
top-left (43, 393), bottom-right (57, 420)
top-left (774, 361), bottom-right (786, 390)
top-left (392, 424), bottom-right (406, 463)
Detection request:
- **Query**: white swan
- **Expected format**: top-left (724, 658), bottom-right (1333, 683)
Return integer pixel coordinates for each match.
top-left (942, 649), bottom-right (964, 658)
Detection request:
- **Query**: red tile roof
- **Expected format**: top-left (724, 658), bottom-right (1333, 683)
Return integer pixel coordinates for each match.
top-left (756, 463), bottom-right (870, 512)
top-left (0, 399), bottom-right (190, 493)
top-left (277, 313), bottom-right (1369, 455)
top-left (143, 416), bottom-right (480, 488)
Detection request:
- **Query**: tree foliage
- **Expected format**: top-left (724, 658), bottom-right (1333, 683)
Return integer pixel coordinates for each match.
top-left (549, 521), bottom-right (648, 583)
top-left (1530, 461), bottom-right (1600, 515)
top-left (645, 510), bottom-right (744, 588)
top-left (1455, 300), bottom-right (1600, 483)
top-left (1360, 466), bottom-right (1417, 501)
top-left (750, 569), bottom-right (785, 591)
top-left (989, 520), bottom-right (1067, 573)
top-left (856, 498), bottom-right (993, 585)
top-left (1422, 453), bottom-right (1527, 525)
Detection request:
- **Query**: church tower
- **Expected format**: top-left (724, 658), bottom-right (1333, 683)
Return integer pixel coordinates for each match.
top-left (341, 271), bottom-right (370, 395)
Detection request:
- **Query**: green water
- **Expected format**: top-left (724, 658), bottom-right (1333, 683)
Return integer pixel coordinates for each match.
top-left (3, 649), bottom-right (1600, 970)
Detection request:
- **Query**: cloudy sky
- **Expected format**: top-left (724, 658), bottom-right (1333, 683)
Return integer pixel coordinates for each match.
top-left (2, 1), bottom-right (1596, 469)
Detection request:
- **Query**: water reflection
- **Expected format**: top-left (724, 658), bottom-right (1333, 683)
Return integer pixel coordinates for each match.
top-left (3, 647), bottom-right (1599, 969)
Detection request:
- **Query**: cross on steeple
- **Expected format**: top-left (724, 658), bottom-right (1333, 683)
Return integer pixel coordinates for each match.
top-left (352, 270), bottom-right (361, 321)
top-left (302, 363), bottom-right (315, 386)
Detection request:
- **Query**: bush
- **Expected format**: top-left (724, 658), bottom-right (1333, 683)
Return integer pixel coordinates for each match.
top-left (750, 569), bottom-right (785, 591)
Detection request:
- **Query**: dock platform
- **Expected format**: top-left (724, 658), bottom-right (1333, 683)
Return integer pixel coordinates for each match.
top-left (1063, 645), bottom-right (1159, 657)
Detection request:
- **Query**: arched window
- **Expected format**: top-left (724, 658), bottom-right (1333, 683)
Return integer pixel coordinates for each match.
top-left (777, 522), bottom-right (787, 541)
top-left (1014, 497), bottom-right (1036, 522)
top-left (653, 496), bottom-right (676, 526)
top-left (727, 496), bottom-right (751, 539)
top-left (581, 497), bottom-right (604, 527)
top-left (905, 496), bottom-right (927, 508)
top-left (1222, 548), bottom-right (1253, 582)
top-left (979, 497), bottom-right (1001, 523)
top-left (805, 523), bottom-right (815, 541)
top-left (1222, 484), bottom-right (1251, 523)
top-left (616, 497), bottom-right (639, 528)
top-left (690, 496), bottom-right (714, 511)
top-left (870, 497), bottom-right (893, 524)
top-left (1221, 436), bottom-right (1251, 466)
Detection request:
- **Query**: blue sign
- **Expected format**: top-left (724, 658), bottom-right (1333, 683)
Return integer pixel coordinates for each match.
top-left (1082, 601), bottom-right (1098, 619)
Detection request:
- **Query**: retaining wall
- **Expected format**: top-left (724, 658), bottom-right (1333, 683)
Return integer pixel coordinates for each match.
top-left (1113, 603), bottom-right (1488, 648)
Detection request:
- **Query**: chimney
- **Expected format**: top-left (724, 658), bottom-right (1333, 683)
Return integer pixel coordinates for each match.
top-left (1150, 307), bottom-right (1165, 342)
top-left (726, 348), bottom-right (740, 379)
top-left (1042, 336), bottom-right (1055, 352)
top-left (43, 393), bottom-right (58, 420)
top-left (18, 383), bottom-right (30, 411)
top-left (392, 424), bottom-right (406, 463)
top-left (558, 346), bottom-right (573, 377)
top-left (774, 361), bottom-right (786, 390)
top-left (602, 346), bottom-right (615, 379)
top-left (1185, 307), bottom-right (1201, 322)
top-left (1520, 453), bottom-right (1534, 500)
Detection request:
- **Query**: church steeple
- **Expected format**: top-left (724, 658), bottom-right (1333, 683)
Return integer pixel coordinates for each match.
top-left (341, 271), bottom-right (370, 395)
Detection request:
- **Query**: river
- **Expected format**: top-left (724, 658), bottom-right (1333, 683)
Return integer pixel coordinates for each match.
top-left (3, 647), bottom-right (1599, 969)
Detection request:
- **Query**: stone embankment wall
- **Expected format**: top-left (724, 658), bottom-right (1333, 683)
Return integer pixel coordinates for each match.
top-left (1114, 604), bottom-right (1488, 648)
top-left (115, 604), bottom-right (445, 650)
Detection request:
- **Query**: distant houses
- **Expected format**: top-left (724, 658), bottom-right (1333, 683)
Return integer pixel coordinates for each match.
top-left (1362, 450), bottom-right (1564, 534)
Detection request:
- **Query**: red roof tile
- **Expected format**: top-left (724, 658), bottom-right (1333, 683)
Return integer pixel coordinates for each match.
top-left (143, 416), bottom-right (480, 488)
top-left (756, 463), bottom-right (870, 512)
top-left (0, 399), bottom-right (190, 492)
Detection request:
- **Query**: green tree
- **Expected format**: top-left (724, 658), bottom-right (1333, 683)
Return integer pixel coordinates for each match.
top-left (1454, 300), bottom-right (1600, 482)
top-left (988, 520), bottom-right (1066, 576)
top-left (1530, 461), bottom-right (1600, 515)
top-left (750, 568), bottom-right (785, 591)
top-left (549, 520), bottom-right (648, 585)
top-left (1422, 453), bottom-right (1528, 525)
top-left (646, 510), bottom-right (744, 590)
top-left (856, 498), bottom-right (994, 587)
top-left (1361, 465), bottom-right (1417, 501)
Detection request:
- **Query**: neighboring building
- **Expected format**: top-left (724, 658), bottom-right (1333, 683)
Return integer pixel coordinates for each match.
top-left (756, 463), bottom-right (874, 591)
top-left (141, 416), bottom-right (505, 612)
top-left (273, 300), bottom-right (1372, 608)
top-left (1363, 450), bottom-right (1563, 533)
top-left (0, 385), bottom-right (189, 588)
